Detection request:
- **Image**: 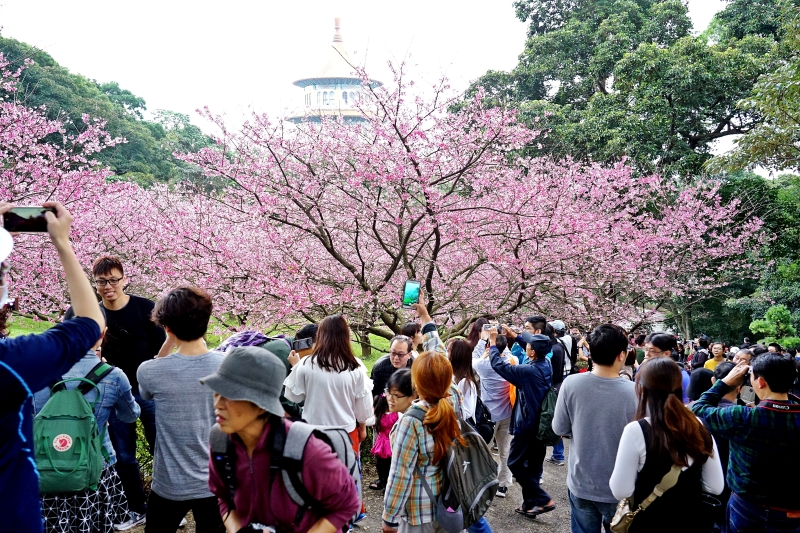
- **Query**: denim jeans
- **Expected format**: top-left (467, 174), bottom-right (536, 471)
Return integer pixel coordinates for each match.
top-left (568, 489), bottom-right (618, 533)
top-left (728, 492), bottom-right (800, 533)
top-left (551, 437), bottom-right (565, 461)
top-left (108, 392), bottom-right (156, 514)
top-left (467, 517), bottom-right (494, 533)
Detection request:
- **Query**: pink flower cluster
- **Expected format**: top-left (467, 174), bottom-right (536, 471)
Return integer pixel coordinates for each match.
top-left (1, 57), bottom-right (766, 335)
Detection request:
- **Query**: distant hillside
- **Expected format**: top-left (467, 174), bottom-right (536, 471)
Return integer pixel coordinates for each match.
top-left (0, 35), bottom-right (213, 187)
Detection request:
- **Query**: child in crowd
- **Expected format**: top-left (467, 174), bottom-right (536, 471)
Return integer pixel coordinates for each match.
top-left (369, 369), bottom-right (413, 490)
top-left (370, 393), bottom-right (397, 491)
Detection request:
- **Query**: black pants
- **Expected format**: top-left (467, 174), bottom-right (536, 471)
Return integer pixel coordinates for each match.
top-left (376, 456), bottom-right (391, 485)
top-left (508, 435), bottom-right (551, 510)
top-left (109, 393), bottom-right (156, 514)
top-left (144, 490), bottom-right (223, 533)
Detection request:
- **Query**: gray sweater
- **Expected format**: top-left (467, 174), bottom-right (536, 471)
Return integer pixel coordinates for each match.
top-left (552, 371), bottom-right (637, 503)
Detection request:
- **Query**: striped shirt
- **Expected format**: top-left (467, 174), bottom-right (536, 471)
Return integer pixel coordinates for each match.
top-left (691, 380), bottom-right (800, 511)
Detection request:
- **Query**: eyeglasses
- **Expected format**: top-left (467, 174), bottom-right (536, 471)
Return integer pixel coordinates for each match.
top-left (384, 389), bottom-right (408, 400)
top-left (644, 347), bottom-right (669, 356)
top-left (94, 278), bottom-right (122, 287)
top-left (389, 351), bottom-right (410, 359)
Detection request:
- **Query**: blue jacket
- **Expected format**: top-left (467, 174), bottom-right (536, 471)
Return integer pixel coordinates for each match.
top-left (489, 346), bottom-right (552, 436)
top-left (33, 351), bottom-right (140, 465)
top-left (0, 317), bottom-right (100, 533)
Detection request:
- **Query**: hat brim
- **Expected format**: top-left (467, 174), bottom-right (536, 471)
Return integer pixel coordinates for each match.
top-left (0, 229), bottom-right (12, 264)
top-left (200, 373), bottom-right (285, 418)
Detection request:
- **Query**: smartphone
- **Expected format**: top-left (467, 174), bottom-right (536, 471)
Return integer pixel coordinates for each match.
top-left (482, 324), bottom-right (495, 331)
top-left (402, 280), bottom-right (421, 308)
top-left (291, 337), bottom-right (314, 352)
top-left (3, 207), bottom-right (55, 233)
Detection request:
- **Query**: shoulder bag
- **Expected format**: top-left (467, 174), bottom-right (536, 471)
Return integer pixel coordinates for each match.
top-left (610, 464), bottom-right (682, 533)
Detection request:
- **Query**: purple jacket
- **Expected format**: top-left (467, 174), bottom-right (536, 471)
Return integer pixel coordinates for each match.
top-left (208, 418), bottom-right (359, 532)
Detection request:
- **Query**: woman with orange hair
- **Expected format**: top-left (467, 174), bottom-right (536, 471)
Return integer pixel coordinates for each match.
top-left (381, 298), bottom-right (464, 533)
top-left (609, 357), bottom-right (724, 532)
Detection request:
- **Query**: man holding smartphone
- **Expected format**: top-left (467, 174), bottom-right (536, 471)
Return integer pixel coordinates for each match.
top-left (65, 256), bottom-right (166, 530)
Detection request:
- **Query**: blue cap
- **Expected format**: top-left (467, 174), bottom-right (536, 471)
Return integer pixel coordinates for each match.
top-left (529, 334), bottom-right (551, 357)
top-left (516, 331), bottom-right (534, 350)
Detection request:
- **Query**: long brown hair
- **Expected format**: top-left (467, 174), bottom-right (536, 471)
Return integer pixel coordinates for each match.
top-left (635, 358), bottom-right (713, 467)
top-left (466, 318), bottom-right (489, 349)
top-left (411, 351), bottom-right (465, 464)
top-left (310, 315), bottom-right (360, 372)
top-left (448, 339), bottom-right (476, 386)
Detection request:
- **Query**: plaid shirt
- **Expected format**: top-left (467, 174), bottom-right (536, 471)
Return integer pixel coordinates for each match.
top-left (691, 380), bottom-right (800, 510)
top-left (382, 323), bottom-right (462, 526)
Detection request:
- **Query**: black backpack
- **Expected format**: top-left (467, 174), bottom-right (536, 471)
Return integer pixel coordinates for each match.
top-left (469, 395), bottom-right (495, 444)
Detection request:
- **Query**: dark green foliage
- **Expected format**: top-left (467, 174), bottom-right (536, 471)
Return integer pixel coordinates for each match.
top-left (469, 0), bottom-right (783, 179)
top-left (709, 4), bottom-right (800, 174)
top-left (714, 0), bottom-right (795, 42)
top-left (0, 36), bottom-right (212, 186)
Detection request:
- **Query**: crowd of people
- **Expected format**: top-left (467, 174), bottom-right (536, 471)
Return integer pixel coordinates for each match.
top-left (1, 201), bottom-right (799, 533)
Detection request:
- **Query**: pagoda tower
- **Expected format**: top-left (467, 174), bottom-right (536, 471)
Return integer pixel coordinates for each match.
top-left (288, 18), bottom-right (382, 123)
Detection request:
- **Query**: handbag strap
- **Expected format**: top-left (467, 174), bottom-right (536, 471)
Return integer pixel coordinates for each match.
top-left (637, 464), bottom-right (682, 511)
top-left (414, 463), bottom-right (436, 503)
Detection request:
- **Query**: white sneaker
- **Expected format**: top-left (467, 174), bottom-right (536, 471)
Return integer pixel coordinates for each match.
top-left (114, 512), bottom-right (146, 531)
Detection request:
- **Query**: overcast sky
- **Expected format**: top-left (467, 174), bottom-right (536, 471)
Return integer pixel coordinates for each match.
top-left (1, 0), bottom-right (726, 128)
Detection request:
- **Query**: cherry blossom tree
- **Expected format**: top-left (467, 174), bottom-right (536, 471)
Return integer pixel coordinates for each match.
top-left (175, 63), bottom-right (764, 349)
top-left (2, 54), bottom-right (765, 349)
top-left (0, 53), bottom-right (122, 317)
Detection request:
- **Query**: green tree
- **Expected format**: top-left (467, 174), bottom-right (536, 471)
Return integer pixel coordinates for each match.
top-left (714, 0), bottom-right (789, 41)
top-left (470, 0), bottom-right (782, 178)
top-left (750, 304), bottom-right (797, 339)
top-left (709, 4), bottom-right (800, 173)
top-left (0, 35), bottom-right (209, 185)
top-left (98, 81), bottom-right (147, 119)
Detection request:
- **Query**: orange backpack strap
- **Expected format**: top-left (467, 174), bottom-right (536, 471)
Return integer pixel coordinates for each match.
top-left (509, 356), bottom-right (517, 406)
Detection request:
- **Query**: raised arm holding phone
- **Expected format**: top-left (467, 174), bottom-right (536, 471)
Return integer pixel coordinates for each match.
top-left (0, 201), bottom-right (106, 533)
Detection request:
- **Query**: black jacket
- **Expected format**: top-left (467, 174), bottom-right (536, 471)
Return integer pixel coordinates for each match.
top-left (489, 346), bottom-right (552, 436)
top-left (370, 354), bottom-right (413, 399)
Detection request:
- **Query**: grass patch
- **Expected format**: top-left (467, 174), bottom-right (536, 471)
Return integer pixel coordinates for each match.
top-left (7, 315), bottom-right (54, 337)
top-left (7, 313), bottom-right (392, 371)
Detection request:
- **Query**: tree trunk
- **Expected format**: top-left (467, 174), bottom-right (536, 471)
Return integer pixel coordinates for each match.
top-left (680, 306), bottom-right (693, 340)
top-left (359, 332), bottom-right (372, 360)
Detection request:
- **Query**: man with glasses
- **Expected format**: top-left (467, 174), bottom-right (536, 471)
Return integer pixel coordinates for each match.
top-left (371, 334), bottom-right (415, 400)
top-left (67, 256), bottom-right (166, 530)
top-left (692, 355), bottom-right (800, 532)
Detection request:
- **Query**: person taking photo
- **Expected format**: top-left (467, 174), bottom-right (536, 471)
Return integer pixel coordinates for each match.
top-left (0, 201), bottom-right (105, 533)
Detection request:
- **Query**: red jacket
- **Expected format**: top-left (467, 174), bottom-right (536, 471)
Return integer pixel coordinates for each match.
top-left (208, 419), bottom-right (359, 532)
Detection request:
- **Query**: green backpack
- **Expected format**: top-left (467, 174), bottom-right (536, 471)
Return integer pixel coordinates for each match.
top-left (33, 362), bottom-right (114, 494)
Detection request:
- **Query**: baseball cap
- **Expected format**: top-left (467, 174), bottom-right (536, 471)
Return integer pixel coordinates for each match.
top-left (549, 320), bottom-right (566, 333)
top-left (529, 334), bottom-right (551, 357)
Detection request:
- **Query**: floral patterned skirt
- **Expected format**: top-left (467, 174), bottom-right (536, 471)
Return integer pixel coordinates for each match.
top-left (41, 464), bottom-right (129, 533)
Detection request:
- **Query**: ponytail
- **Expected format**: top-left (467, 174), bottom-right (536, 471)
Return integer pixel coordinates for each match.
top-left (411, 351), bottom-right (465, 464)
top-left (373, 393), bottom-right (389, 431)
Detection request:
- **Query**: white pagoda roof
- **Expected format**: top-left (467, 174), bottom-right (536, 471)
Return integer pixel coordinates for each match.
top-left (293, 18), bottom-right (382, 88)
